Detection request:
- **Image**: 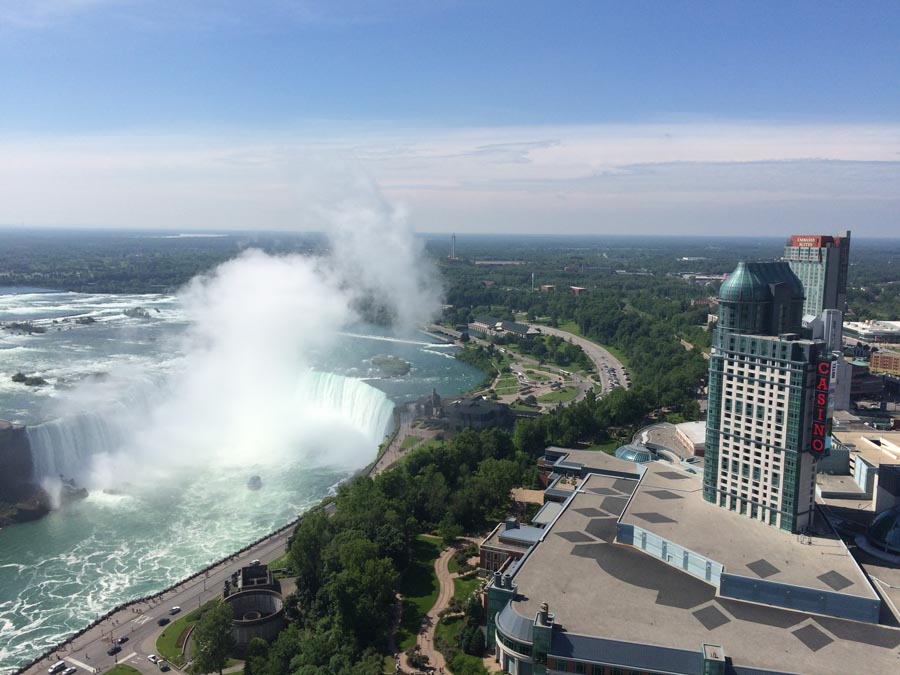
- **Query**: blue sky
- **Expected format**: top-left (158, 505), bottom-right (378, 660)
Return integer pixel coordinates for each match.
top-left (1, 0), bottom-right (899, 235)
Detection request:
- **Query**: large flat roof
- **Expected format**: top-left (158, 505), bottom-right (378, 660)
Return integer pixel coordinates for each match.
top-left (505, 472), bottom-right (900, 675)
top-left (833, 430), bottom-right (900, 468)
top-left (543, 447), bottom-right (641, 476)
top-left (620, 464), bottom-right (877, 601)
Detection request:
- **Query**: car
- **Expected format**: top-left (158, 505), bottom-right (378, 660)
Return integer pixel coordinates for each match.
top-left (157, 617), bottom-right (170, 626)
top-left (168, 606), bottom-right (181, 615)
top-left (48, 663), bottom-right (67, 674)
top-left (62, 668), bottom-right (77, 675)
top-left (116, 636), bottom-right (129, 644)
top-left (250, 559), bottom-right (260, 565)
top-left (148, 654), bottom-right (159, 663)
top-left (107, 645), bottom-right (121, 656)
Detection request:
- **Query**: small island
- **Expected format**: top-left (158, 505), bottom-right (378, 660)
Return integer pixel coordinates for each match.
top-left (370, 355), bottom-right (411, 377)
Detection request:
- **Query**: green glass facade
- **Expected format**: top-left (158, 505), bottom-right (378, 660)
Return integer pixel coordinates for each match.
top-left (704, 262), bottom-right (826, 533)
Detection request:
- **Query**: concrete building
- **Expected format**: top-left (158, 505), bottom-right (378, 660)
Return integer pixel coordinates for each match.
top-left (222, 564), bottom-right (286, 653)
top-left (783, 231), bottom-right (850, 317)
top-left (485, 458), bottom-right (899, 675)
top-left (843, 319), bottom-right (900, 344)
top-left (871, 350), bottom-right (900, 377)
top-left (674, 421), bottom-right (706, 456)
top-left (704, 261), bottom-right (830, 533)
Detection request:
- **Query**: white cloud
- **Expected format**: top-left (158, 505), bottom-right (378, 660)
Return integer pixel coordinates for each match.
top-left (0, 122), bottom-right (898, 235)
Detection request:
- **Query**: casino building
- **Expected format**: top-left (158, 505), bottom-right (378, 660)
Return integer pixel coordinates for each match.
top-left (703, 261), bottom-right (831, 533)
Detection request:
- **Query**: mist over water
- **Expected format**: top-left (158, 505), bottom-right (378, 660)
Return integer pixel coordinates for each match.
top-left (0, 177), bottom-right (480, 672)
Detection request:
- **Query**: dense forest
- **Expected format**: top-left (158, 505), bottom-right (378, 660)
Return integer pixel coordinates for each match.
top-left (245, 428), bottom-right (526, 675)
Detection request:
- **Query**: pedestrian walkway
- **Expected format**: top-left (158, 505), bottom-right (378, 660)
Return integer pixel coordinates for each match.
top-left (398, 546), bottom-right (455, 674)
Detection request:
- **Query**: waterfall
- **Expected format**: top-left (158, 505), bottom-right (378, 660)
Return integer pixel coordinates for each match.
top-left (27, 412), bottom-right (123, 482)
top-left (25, 371), bottom-right (395, 481)
top-left (299, 371), bottom-right (395, 443)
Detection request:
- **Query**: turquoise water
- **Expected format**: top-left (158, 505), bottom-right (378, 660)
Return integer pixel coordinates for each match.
top-left (0, 289), bottom-right (481, 673)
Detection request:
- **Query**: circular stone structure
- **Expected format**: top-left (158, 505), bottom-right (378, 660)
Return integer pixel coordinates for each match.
top-left (224, 588), bottom-right (287, 650)
top-left (867, 507), bottom-right (900, 556)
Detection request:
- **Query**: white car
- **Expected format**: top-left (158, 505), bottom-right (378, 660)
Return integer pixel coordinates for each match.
top-left (48, 663), bottom-right (67, 674)
top-left (168, 606), bottom-right (181, 615)
top-left (148, 654), bottom-right (159, 663)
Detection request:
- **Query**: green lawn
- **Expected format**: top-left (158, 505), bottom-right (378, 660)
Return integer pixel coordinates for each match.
top-left (494, 373), bottom-right (518, 395)
top-left (432, 571), bottom-right (487, 674)
top-left (397, 535), bottom-right (443, 650)
top-left (586, 439), bottom-right (622, 453)
top-left (400, 434), bottom-right (424, 450)
top-left (538, 386), bottom-right (579, 403)
top-left (156, 600), bottom-right (216, 665)
top-left (453, 574), bottom-right (481, 602)
top-left (268, 551), bottom-right (291, 571)
top-left (102, 667), bottom-right (142, 675)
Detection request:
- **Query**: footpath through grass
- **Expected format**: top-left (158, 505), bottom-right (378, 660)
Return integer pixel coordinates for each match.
top-left (434, 571), bottom-right (489, 675)
top-left (396, 535), bottom-right (442, 651)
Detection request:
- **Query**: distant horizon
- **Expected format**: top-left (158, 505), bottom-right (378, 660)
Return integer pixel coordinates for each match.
top-left (3, 224), bottom-right (900, 241)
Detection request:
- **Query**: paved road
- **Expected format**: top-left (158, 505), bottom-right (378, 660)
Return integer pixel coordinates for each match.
top-left (21, 529), bottom-right (292, 675)
top-left (528, 324), bottom-right (629, 395)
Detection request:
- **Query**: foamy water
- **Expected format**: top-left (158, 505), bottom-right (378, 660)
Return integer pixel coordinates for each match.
top-left (0, 288), bottom-right (482, 672)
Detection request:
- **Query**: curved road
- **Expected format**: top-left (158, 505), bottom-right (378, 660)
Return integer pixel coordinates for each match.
top-left (528, 324), bottom-right (629, 395)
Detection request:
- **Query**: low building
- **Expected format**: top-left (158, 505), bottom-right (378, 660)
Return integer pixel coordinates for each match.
top-left (843, 320), bottom-right (900, 344)
top-left (445, 397), bottom-right (513, 432)
top-left (480, 518), bottom-right (544, 575)
top-left (848, 360), bottom-right (885, 399)
top-left (870, 350), bottom-right (900, 377)
top-left (569, 286), bottom-right (587, 296)
top-left (539, 285), bottom-right (556, 292)
top-left (470, 316), bottom-right (503, 337)
top-left (485, 459), bottom-right (900, 675)
top-left (674, 421), bottom-right (706, 457)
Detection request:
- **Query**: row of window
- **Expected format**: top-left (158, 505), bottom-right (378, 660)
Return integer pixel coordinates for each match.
top-left (546, 658), bottom-right (646, 675)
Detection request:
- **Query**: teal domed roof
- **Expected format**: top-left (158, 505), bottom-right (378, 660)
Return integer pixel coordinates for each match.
top-left (868, 507), bottom-right (900, 555)
top-left (719, 262), bottom-right (770, 303)
top-left (615, 444), bottom-right (657, 464)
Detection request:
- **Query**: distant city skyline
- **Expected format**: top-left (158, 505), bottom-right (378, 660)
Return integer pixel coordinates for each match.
top-left (0, 1), bottom-right (898, 235)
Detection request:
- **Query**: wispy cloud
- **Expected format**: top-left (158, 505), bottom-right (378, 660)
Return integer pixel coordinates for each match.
top-left (0, 121), bottom-right (898, 235)
top-left (0, 0), bottom-right (119, 28)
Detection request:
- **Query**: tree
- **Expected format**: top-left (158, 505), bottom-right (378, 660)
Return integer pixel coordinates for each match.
top-left (192, 602), bottom-right (235, 675)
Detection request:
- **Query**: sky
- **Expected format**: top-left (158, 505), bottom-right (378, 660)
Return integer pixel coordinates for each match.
top-left (0, 0), bottom-right (898, 236)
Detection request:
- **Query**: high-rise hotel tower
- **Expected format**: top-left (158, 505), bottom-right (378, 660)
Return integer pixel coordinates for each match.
top-left (704, 262), bottom-right (832, 533)
top-left (783, 230), bottom-right (851, 317)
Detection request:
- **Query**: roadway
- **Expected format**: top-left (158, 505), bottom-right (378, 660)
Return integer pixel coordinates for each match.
top-left (21, 528), bottom-right (292, 675)
top-left (528, 324), bottom-right (629, 394)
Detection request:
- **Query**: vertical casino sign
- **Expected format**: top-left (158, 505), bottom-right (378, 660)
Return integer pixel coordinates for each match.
top-left (811, 358), bottom-right (831, 455)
